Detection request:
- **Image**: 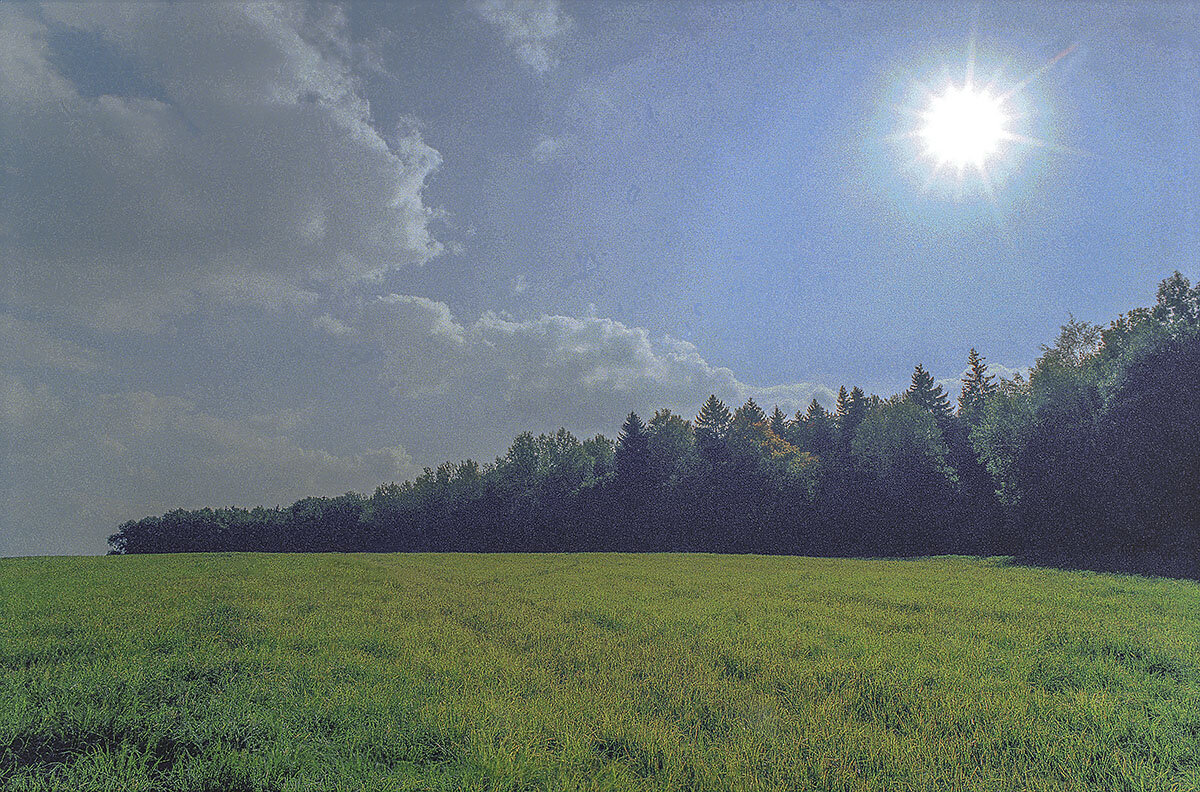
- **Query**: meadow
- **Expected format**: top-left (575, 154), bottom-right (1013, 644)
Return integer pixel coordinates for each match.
top-left (2, 553), bottom-right (1198, 791)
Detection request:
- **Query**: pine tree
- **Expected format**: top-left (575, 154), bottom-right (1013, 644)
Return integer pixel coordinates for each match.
top-left (616, 411), bottom-right (651, 486)
top-left (695, 394), bottom-right (732, 463)
top-left (958, 349), bottom-right (996, 425)
top-left (615, 412), bottom-right (652, 549)
top-left (908, 364), bottom-right (953, 421)
top-left (768, 405), bottom-right (788, 438)
top-left (805, 398), bottom-right (829, 422)
top-left (647, 409), bottom-right (695, 485)
top-left (803, 398), bottom-right (836, 456)
top-left (838, 386), bottom-right (868, 447)
top-left (733, 397), bottom-right (766, 426)
top-left (849, 387), bottom-right (867, 414)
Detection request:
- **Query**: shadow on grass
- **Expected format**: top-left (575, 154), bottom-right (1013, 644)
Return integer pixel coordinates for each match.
top-left (998, 552), bottom-right (1200, 582)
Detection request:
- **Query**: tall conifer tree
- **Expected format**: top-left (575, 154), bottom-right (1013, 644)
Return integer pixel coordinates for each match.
top-left (734, 397), bottom-right (766, 426)
top-left (908, 364), bottom-right (953, 421)
top-left (768, 405), bottom-right (788, 438)
top-left (695, 394), bottom-right (732, 462)
top-left (958, 349), bottom-right (997, 425)
top-left (837, 386), bottom-right (868, 447)
top-left (616, 412), bottom-right (651, 487)
top-left (804, 398), bottom-right (837, 456)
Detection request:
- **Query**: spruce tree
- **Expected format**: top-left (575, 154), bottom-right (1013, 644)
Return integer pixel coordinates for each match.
top-left (695, 394), bottom-right (732, 462)
top-left (734, 397), bottom-right (766, 426)
top-left (805, 398), bottom-right (830, 422)
top-left (838, 386), bottom-right (868, 447)
top-left (958, 349), bottom-right (996, 425)
top-left (908, 364), bottom-right (953, 421)
top-left (616, 411), bottom-right (651, 486)
top-left (768, 405), bottom-right (788, 438)
top-left (849, 387), bottom-right (867, 417)
top-left (804, 398), bottom-right (836, 456)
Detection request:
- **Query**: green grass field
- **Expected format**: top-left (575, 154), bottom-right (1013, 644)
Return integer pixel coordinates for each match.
top-left (2, 554), bottom-right (1198, 791)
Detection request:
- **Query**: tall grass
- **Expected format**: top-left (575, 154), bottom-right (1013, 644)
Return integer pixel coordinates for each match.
top-left (2, 553), bottom-right (1198, 791)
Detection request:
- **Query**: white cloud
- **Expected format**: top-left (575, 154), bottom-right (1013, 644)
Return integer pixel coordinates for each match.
top-left (371, 294), bottom-right (466, 344)
top-left (0, 376), bottom-right (416, 556)
top-left (345, 295), bottom-right (834, 430)
top-left (358, 294), bottom-right (468, 398)
top-left (467, 311), bottom-right (835, 420)
top-left (1, 3), bottom-right (443, 333)
top-left (0, 371), bottom-right (64, 432)
top-left (313, 313), bottom-right (357, 338)
top-left (475, 0), bottom-right (572, 72)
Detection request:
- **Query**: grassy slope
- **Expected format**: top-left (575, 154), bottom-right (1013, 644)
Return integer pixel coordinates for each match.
top-left (2, 553), bottom-right (1198, 791)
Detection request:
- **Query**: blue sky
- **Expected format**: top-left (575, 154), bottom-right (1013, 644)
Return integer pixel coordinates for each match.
top-left (2, 1), bottom-right (1198, 554)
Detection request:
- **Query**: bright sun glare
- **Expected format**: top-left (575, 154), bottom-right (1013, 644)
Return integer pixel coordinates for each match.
top-left (919, 83), bottom-right (1009, 171)
top-left (898, 39), bottom-right (1078, 203)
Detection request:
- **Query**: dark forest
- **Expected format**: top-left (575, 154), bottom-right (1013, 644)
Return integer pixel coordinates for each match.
top-left (109, 273), bottom-right (1200, 577)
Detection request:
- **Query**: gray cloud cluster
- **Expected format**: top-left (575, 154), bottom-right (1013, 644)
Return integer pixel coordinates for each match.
top-left (0, 3), bottom-right (847, 556)
top-left (475, 0), bottom-right (572, 73)
top-left (1, 314), bottom-right (100, 372)
top-left (0, 371), bottom-right (414, 557)
top-left (1, 3), bottom-right (442, 332)
top-left (2, 294), bottom-right (836, 555)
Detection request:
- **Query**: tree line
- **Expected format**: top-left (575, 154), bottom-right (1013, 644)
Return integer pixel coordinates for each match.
top-left (109, 273), bottom-right (1200, 576)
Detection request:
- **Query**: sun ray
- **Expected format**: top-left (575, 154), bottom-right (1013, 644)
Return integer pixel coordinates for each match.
top-left (981, 61), bottom-right (1008, 93)
top-left (917, 165), bottom-right (940, 196)
top-left (978, 162), bottom-right (1018, 246)
top-left (892, 103), bottom-right (928, 122)
top-left (1005, 132), bottom-right (1091, 158)
top-left (978, 163), bottom-right (995, 201)
top-left (999, 43), bottom-right (1078, 101)
top-left (885, 129), bottom-right (926, 144)
top-left (899, 68), bottom-right (938, 100)
top-left (965, 31), bottom-right (977, 87)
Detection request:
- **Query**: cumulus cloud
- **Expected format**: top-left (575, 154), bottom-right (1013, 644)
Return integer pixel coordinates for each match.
top-left (467, 311), bottom-right (835, 419)
top-left (0, 371), bottom-right (63, 432)
top-left (0, 375), bottom-right (416, 556)
top-left (361, 294), bottom-right (468, 397)
top-left (475, 0), bottom-right (572, 72)
top-left (0, 3), bottom-right (442, 332)
top-left (343, 295), bottom-right (835, 431)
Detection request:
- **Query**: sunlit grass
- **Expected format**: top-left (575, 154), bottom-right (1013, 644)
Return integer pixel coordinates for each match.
top-left (2, 553), bottom-right (1198, 791)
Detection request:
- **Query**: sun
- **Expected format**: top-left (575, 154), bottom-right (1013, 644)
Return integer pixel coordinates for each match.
top-left (919, 82), bottom-right (1010, 171)
top-left (894, 39), bottom-right (1080, 203)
